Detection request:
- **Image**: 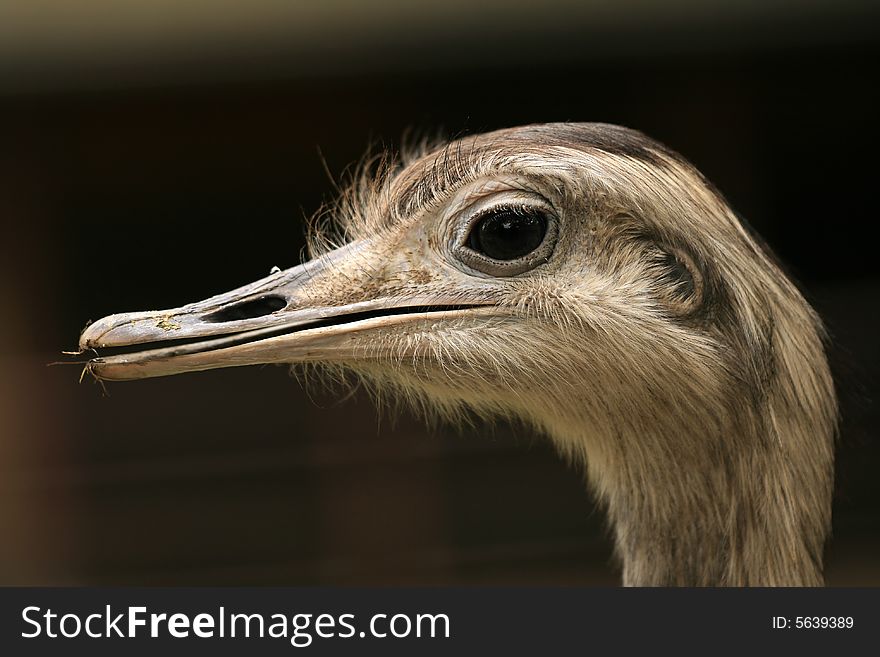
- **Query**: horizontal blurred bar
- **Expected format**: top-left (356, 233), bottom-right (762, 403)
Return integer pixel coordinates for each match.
top-left (1, 0), bottom-right (878, 93)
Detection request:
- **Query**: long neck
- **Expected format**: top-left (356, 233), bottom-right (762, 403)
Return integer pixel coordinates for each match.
top-left (605, 433), bottom-right (830, 586)
top-left (547, 366), bottom-right (835, 586)
top-left (578, 388), bottom-right (833, 586)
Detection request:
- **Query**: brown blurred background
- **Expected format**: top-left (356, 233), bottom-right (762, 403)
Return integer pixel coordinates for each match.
top-left (1, 1), bottom-right (878, 585)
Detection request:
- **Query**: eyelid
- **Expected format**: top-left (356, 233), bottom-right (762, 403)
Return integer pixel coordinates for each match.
top-left (453, 190), bottom-right (556, 247)
top-left (449, 191), bottom-right (559, 277)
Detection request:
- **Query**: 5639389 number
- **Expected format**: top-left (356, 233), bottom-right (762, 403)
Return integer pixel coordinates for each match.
top-left (795, 617), bottom-right (853, 629)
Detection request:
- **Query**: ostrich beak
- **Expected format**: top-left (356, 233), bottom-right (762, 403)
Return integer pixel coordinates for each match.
top-left (78, 240), bottom-right (490, 381)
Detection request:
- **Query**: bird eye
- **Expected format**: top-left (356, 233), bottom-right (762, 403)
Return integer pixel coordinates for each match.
top-left (466, 207), bottom-right (549, 261)
top-left (452, 194), bottom-right (558, 278)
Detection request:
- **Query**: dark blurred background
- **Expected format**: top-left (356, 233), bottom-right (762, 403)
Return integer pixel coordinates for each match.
top-left (1, 1), bottom-right (878, 585)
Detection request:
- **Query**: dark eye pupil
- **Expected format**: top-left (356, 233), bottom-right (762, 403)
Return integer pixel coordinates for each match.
top-left (468, 209), bottom-right (548, 261)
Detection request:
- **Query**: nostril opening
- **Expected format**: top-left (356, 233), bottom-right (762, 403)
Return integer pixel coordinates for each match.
top-left (203, 295), bottom-right (287, 323)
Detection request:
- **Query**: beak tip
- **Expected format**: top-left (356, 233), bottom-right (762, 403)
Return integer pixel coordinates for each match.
top-left (78, 310), bottom-right (168, 350)
top-left (78, 313), bottom-right (129, 350)
top-left (78, 329), bottom-right (96, 351)
top-left (79, 319), bottom-right (106, 350)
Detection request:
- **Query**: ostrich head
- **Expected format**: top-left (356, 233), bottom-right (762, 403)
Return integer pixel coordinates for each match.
top-left (78, 123), bottom-right (836, 586)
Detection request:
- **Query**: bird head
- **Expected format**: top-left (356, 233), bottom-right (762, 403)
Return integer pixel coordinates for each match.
top-left (79, 122), bottom-right (834, 486)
